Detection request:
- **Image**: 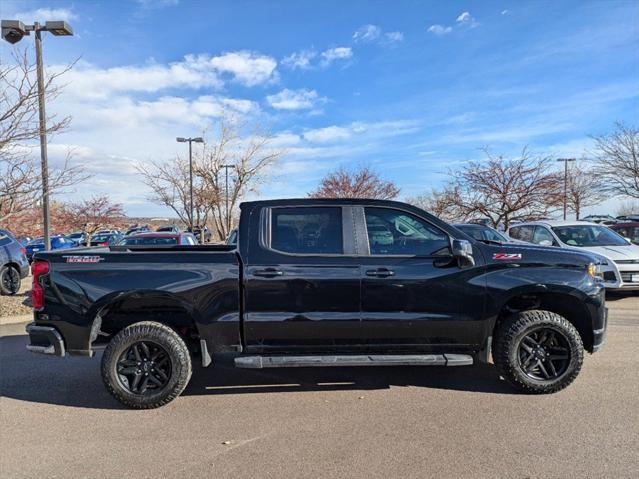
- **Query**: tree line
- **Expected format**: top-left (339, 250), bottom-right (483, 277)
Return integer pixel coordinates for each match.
top-left (1, 48), bottom-right (637, 240)
top-left (311, 122), bottom-right (638, 229)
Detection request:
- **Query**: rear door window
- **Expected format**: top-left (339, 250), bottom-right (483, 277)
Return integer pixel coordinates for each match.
top-left (270, 207), bottom-right (343, 254)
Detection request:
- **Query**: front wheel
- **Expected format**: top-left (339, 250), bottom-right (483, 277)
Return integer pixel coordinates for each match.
top-left (101, 321), bottom-right (192, 409)
top-left (493, 310), bottom-right (584, 394)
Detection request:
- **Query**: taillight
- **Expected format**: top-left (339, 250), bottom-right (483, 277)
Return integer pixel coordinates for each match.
top-left (99, 242), bottom-right (109, 246)
top-left (31, 260), bottom-right (49, 310)
top-left (21, 247), bottom-right (26, 256)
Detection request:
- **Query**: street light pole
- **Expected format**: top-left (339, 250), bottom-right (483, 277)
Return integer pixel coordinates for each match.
top-left (176, 137), bottom-right (204, 231)
top-left (1, 19), bottom-right (74, 250)
top-left (34, 23), bottom-right (51, 250)
top-left (557, 158), bottom-right (576, 220)
top-left (221, 164), bottom-right (235, 234)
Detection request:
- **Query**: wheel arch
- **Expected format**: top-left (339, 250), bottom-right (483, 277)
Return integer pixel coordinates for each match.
top-left (91, 290), bottom-right (202, 344)
top-left (493, 288), bottom-right (594, 352)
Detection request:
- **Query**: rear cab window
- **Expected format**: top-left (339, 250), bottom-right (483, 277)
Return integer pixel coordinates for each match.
top-left (270, 207), bottom-right (343, 255)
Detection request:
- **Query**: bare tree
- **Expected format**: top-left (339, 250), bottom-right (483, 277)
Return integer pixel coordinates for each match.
top-left (405, 187), bottom-right (460, 222)
top-left (195, 117), bottom-right (285, 240)
top-left (309, 166), bottom-right (400, 200)
top-left (0, 48), bottom-right (86, 224)
top-left (565, 163), bottom-right (606, 219)
top-left (66, 195), bottom-right (125, 243)
top-left (136, 156), bottom-right (213, 232)
top-left (615, 200), bottom-right (639, 217)
top-left (591, 122), bottom-right (639, 199)
top-left (428, 149), bottom-right (562, 229)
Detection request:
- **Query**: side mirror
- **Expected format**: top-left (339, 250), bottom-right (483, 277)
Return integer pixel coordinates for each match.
top-left (452, 239), bottom-right (475, 268)
top-left (538, 240), bottom-right (553, 247)
top-left (625, 237), bottom-right (633, 244)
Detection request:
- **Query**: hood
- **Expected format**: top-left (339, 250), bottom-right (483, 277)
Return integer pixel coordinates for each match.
top-left (479, 242), bottom-right (598, 266)
top-left (578, 244), bottom-right (639, 261)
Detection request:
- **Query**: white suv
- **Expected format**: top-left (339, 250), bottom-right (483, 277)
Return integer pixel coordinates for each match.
top-left (507, 220), bottom-right (639, 291)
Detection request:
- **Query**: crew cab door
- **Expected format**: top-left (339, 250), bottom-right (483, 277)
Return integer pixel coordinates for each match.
top-left (357, 206), bottom-right (486, 352)
top-left (243, 205), bottom-right (361, 353)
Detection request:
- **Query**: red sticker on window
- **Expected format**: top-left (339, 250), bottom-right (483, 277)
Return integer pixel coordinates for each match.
top-left (493, 253), bottom-right (522, 260)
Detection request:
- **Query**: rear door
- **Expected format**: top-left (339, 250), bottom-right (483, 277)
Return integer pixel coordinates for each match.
top-left (243, 205), bottom-right (362, 353)
top-left (358, 206), bottom-right (486, 352)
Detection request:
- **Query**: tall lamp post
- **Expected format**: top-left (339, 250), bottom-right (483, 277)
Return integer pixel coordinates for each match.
top-left (220, 164), bottom-right (235, 235)
top-left (1, 20), bottom-right (74, 251)
top-left (557, 158), bottom-right (576, 220)
top-left (176, 137), bottom-right (204, 231)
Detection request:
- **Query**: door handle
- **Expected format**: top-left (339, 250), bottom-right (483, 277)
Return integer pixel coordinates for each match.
top-left (365, 268), bottom-right (395, 278)
top-left (252, 268), bottom-right (283, 278)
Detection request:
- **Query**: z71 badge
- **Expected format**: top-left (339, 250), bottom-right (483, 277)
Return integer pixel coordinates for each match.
top-left (493, 253), bottom-right (522, 260)
top-left (62, 255), bottom-right (105, 263)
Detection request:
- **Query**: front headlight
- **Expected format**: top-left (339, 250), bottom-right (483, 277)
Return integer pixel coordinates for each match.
top-left (587, 263), bottom-right (604, 280)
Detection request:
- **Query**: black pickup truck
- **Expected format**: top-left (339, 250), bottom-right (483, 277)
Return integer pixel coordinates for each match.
top-left (26, 199), bottom-right (607, 408)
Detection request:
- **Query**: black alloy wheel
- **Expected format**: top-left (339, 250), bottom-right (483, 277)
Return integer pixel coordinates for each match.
top-left (517, 327), bottom-right (571, 381)
top-left (1, 266), bottom-right (20, 295)
top-left (116, 341), bottom-right (172, 395)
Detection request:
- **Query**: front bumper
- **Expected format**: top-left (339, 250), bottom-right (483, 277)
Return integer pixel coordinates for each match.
top-left (26, 323), bottom-right (65, 356)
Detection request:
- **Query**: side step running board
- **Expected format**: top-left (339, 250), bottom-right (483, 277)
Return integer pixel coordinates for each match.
top-left (234, 354), bottom-right (473, 369)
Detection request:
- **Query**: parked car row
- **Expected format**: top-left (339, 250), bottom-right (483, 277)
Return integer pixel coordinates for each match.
top-left (505, 220), bottom-right (639, 291)
top-left (0, 229), bottom-right (30, 295)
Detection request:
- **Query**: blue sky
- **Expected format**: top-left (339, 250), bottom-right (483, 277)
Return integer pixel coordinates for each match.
top-left (2, 0), bottom-right (638, 217)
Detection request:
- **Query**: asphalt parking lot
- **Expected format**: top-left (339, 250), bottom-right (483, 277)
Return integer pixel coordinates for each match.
top-left (1, 294), bottom-right (638, 479)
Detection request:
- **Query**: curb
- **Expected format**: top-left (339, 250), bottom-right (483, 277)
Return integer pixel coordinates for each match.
top-left (0, 314), bottom-right (32, 326)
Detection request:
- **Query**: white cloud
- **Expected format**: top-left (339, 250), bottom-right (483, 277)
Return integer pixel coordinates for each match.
top-left (281, 50), bottom-right (317, 70)
top-left (353, 24), bottom-right (382, 42)
top-left (320, 47), bottom-right (353, 67)
top-left (303, 120), bottom-right (420, 144)
top-left (456, 12), bottom-right (471, 23)
top-left (428, 11), bottom-right (478, 36)
top-left (456, 11), bottom-right (479, 28)
top-left (136, 0), bottom-right (180, 9)
top-left (209, 51), bottom-right (278, 86)
top-left (61, 51), bottom-right (278, 100)
top-left (353, 25), bottom-right (404, 45)
top-left (385, 31), bottom-right (404, 43)
top-left (427, 25), bottom-right (453, 35)
top-left (501, 9), bottom-right (509, 15)
top-left (303, 126), bottom-right (352, 143)
top-left (13, 8), bottom-right (77, 22)
top-left (266, 88), bottom-right (325, 110)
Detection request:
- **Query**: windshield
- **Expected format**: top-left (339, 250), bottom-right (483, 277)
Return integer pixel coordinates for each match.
top-left (120, 236), bottom-right (177, 245)
top-left (28, 238), bottom-right (44, 246)
top-left (552, 225), bottom-right (628, 247)
top-left (458, 225), bottom-right (507, 243)
top-left (92, 234), bottom-right (113, 242)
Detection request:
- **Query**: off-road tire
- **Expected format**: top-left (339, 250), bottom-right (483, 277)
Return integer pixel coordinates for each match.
top-left (493, 310), bottom-right (584, 394)
top-left (101, 321), bottom-right (192, 409)
top-left (0, 265), bottom-right (20, 295)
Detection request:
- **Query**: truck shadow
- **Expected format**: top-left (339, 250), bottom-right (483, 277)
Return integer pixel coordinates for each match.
top-left (1, 333), bottom-right (514, 410)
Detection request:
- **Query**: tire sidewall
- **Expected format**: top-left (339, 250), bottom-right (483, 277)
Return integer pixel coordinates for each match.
top-left (0, 265), bottom-right (20, 295)
top-left (102, 322), bottom-right (191, 408)
top-left (495, 310), bottom-right (584, 393)
top-left (507, 320), bottom-right (582, 390)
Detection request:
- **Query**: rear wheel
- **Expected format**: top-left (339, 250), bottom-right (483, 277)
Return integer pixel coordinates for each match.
top-left (493, 310), bottom-right (584, 394)
top-left (101, 321), bottom-right (192, 409)
top-left (0, 265), bottom-right (21, 295)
